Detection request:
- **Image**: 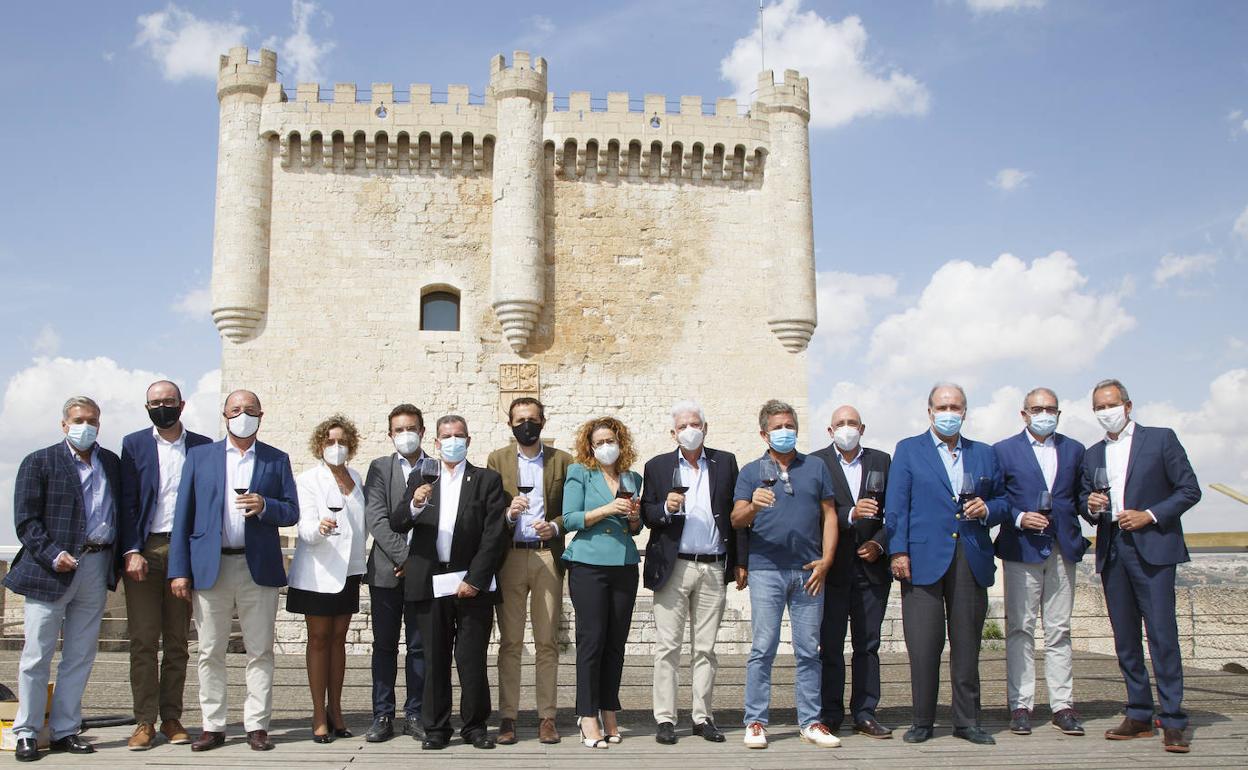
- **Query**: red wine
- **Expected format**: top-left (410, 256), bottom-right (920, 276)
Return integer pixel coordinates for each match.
top-left (671, 485), bottom-right (689, 494)
top-left (327, 506), bottom-right (343, 513)
top-left (760, 477), bottom-right (778, 488)
top-left (862, 491), bottom-right (880, 503)
top-left (233, 488), bottom-right (248, 496)
top-left (1092, 486), bottom-right (1110, 496)
top-left (615, 487), bottom-right (635, 500)
top-left (422, 473), bottom-right (439, 485)
top-left (517, 485), bottom-right (534, 494)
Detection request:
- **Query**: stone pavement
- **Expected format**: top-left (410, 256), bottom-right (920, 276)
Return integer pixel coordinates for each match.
top-left (1, 651), bottom-right (1246, 767)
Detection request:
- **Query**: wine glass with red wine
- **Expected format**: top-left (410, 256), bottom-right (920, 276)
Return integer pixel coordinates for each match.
top-left (418, 457), bottom-right (441, 508)
top-left (670, 463), bottom-right (688, 515)
top-left (759, 455), bottom-right (779, 510)
top-left (957, 472), bottom-right (977, 521)
top-left (324, 486), bottom-right (343, 536)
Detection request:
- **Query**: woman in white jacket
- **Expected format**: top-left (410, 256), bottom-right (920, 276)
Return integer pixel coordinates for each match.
top-left (287, 414), bottom-right (368, 743)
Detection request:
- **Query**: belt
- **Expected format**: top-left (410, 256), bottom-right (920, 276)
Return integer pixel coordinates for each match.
top-left (147, 532), bottom-right (171, 540)
top-left (81, 543), bottom-right (112, 553)
top-left (221, 548), bottom-right (246, 556)
top-left (678, 553), bottom-right (725, 563)
top-left (438, 562), bottom-right (454, 571)
top-left (512, 540), bottom-right (552, 550)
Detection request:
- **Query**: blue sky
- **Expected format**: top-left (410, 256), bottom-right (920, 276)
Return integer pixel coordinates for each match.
top-left (1, 0), bottom-right (1245, 535)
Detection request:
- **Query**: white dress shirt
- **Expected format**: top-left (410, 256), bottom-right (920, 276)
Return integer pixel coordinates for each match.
top-left (515, 448), bottom-right (546, 542)
top-left (150, 427), bottom-right (187, 535)
top-left (223, 442), bottom-right (255, 549)
top-left (1104, 421), bottom-right (1154, 523)
top-left (839, 447), bottom-right (864, 522)
top-left (434, 461), bottom-right (466, 563)
top-left (398, 453), bottom-right (419, 545)
top-left (1016, 431), bottom-right (1057, 529)
top-left (676, 450), bottom-right (721, 555)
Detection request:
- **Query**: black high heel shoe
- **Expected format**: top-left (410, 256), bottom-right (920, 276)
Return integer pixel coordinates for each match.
top-left (325, 703), bottom-right (353, 738)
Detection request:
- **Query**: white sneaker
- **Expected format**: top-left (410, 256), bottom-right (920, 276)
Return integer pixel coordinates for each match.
top-left (800, 722), bottom-right (842, 748)
top-left (743, 721), bottom-right (768, 749)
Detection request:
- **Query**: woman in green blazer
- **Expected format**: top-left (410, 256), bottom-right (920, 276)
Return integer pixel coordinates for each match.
top-left (562, 416), bottom-right (643, 749)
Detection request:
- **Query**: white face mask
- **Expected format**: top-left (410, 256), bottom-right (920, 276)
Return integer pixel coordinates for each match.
top-left (676, 426), bottom-right (704, 452)
top-left (323, 444), bottom-right (348, 466)
top-left (227, 413), bottom-right (260, 439)
top-left (1096, 405), bottom-right (1128, 434)
top-left (593, 442), bottom-right (621, 466)
top-left (832, 425), bottom-right (861, 452)
top-left (392, 431), bottom-right (421, 456)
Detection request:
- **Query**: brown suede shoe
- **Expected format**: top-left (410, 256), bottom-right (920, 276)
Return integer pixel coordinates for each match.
top-left (127, 723), bottom-right (156, 751)
top-left (247, 729), bottom-right (275, 751)
top-left (190, 731), bottom-right (226, 752)
top-left (496, 718), bottom-right (517, 745)
top-left (1104, 717), bottom-right (1155, 740)
top-left (1162, 727), bottom-right (1190, 753)
top-left (539, 717), bottom-right (561, 744)
top-left (160, 719), bottom-right (191, 745)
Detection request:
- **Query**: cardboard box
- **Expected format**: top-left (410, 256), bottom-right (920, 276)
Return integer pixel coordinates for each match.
top-left (0, 682), bottom-right (53, 751)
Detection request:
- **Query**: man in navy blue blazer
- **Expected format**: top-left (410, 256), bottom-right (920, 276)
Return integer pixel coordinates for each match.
top-left (168, 389), bottom-right (298, 753)
top-left (886, 383), bottom-right (1008, 746)
top-left (993, 387), bottom-right (1088, 738)
top-left (1080, 379), bottom-right (1200, 754)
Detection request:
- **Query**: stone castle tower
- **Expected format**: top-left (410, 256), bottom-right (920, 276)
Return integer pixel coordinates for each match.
top-left (210, 47), bottom-right (816, 464)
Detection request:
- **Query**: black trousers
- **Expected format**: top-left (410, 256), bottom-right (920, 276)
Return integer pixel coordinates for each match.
top-left (368, 583), bottom-right (424, 720)
top-left (414, 596), bottom-right (495, 741)
top-left (820, 566), bottom-right (891, 726)
top-left (900, 542), bottom-right (987, 728)
top-left (567, 562), bottom-right (638, 716)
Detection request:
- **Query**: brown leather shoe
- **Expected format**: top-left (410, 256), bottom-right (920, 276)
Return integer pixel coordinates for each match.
top-left (496, 718), bottom-right (517, 745)
top-left (539, 717), bottom-right (561, 744)
top-left (190, 731), bottom-right (226, 752)
top-left (1163, 727), bottom-right (1190, 753)
top-left (1104, 717), bottom-right (1155, 740)
top-left (247, 729), bottom-right (275, 751)
top-left (127, 722), bottom-right (156, 751)
top-left (160, 719), bottom-right (191, 745)
top-left (854, 718), bottom-right (893, 739)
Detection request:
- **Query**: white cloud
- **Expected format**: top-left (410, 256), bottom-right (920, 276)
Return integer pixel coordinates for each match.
top-left (990, 167), bottom-right (1031, 192)
top-left (1233, 203), bottom-right (1248, 241)
top-left (263, 0), bottom-right (334, 84)
top-left (811, 270), bottom-right (899, 362)
top-left (720, 0), bottom-right (929, 130)
top-left (134, 3), bottom-right (249, 81)
top-left (867, 252), bottom-right (1135, 381)
top-left (0, 358), bottom-right (221, 546)
top-left (1227, 109), bottom-right (1248, 138)
top-left (171, 285), bottom-right (213, 321)
top-left (102, 51), bottom-right (115, 63)
top-left (1153, 252), bottom-right (1217, 286)
top-left (32, 325), bottom-right (60, 357)
top-left (967, 0), bottom-right (1046, 13)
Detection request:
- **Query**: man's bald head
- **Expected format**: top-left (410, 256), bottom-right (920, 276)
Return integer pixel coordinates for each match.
top-left (828, 405), bottom-right (863, 429)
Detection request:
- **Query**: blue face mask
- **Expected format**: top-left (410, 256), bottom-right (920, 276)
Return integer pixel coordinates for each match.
top-left (66, 423), bottom-right (98, 451)
top-left (932, 411), bottom-right (963, 437)
top-left (439, 436), bottom-right (468, 463)
top-left (1028, 412), bottom-right (1058, 437)
top-left (767, 428), bottom-right (798, 453)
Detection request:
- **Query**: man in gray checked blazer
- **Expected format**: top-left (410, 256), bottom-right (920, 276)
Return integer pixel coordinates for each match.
top-left (361, 404), bottom-right (427, 742)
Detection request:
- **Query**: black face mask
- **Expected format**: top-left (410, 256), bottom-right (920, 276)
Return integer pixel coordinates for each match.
top-left (512, 420), bottom-right (543, 447)
top-left (147, 404), bottom-right (183, 430)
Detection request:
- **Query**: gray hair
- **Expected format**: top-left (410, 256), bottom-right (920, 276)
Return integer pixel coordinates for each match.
top-left (758, 399), bottom-right (798, 431)
top-left (1023, 387), bottom-right (1059, 410)
top-left (62, 396), bottom-right (100, 420)
top-left (670, 400), bottom-right (706, 426)
top-left (927, 381), bottom-right (968, 408)
top-left (435, 414), bottom-right (469, 435)
top-left (1092, 378), bottom-right (1130, 402)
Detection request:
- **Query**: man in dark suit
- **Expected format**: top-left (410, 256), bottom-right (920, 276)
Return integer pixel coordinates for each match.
top-left (993, 387), bottom-right (1088, 738)
top-left (488, 397), bottom-right (573, 746)
top-left (167, 389), bottom-right (299, 753)
top-left (362, 403), bottom-right (427, 743)
top-left (886, 382), bottom-right (1008, 746)
top-left (389, 414), bottom-right (509, 751)
top-left (6, 396), bottom-right (120, 762)
top-left (1080, 378), bottom-right (1200, 754)
top-left (811, 404), bottom-right (893, 739)
top-left (641, 400), bottom-right (743, 745)
top-left (118, 380), bottom-right (212, 750)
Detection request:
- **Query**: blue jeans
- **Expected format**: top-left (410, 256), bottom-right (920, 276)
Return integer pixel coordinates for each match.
top-left (744, 568), bottom-right (825, 727)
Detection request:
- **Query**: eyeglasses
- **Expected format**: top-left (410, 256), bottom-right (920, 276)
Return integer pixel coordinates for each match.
top-left (224, 407), bottom-right (261, 418)
top-left (1025, 406), bottom-right (1060, 415)
top-left (146, 398), bottom-right (180, 408)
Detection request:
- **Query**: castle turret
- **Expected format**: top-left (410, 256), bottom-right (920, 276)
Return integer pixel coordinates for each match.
top-left (755, 69), bottom-right (816, 353)
top-left (488, 51), bottom-right (548, 352)
top-left (211, 47), bottom-right (277, 343)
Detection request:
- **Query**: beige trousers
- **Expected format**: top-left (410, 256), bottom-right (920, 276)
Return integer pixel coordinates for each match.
top-left (123, 534), bottom-right (191, 724)
top-left (651, 557), bottom-right (727, 724)
top-left (192, 554), bottom-right (279, 732)
top-left (495, 547), bottom-right (564, 719)
top-left (1004, 551), bottom-right (1077, 712)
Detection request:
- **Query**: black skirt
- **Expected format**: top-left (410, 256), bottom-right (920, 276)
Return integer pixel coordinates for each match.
top-left (286, 573), bottom-right (362, 616)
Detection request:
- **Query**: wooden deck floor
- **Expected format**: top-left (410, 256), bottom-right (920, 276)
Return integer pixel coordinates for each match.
top-left (1, 650), bottom-right (1245, 767)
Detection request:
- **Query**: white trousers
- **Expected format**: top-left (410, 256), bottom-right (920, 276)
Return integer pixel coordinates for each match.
top-left (651, 557), bottom-right (727, 724)
top-left (14, 550), bottom-right (110, 740)
top-left (1004, 550), bottom-right (1077, 712)
top-left (192, 554), bottom-right (279, 732)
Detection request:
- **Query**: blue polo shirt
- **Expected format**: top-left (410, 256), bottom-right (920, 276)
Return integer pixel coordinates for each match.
top-left (734, 451), bottom-right (835, 570)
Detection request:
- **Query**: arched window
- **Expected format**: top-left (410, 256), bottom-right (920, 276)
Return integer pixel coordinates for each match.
top-left (421, 290), bottom-right (460, 331)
